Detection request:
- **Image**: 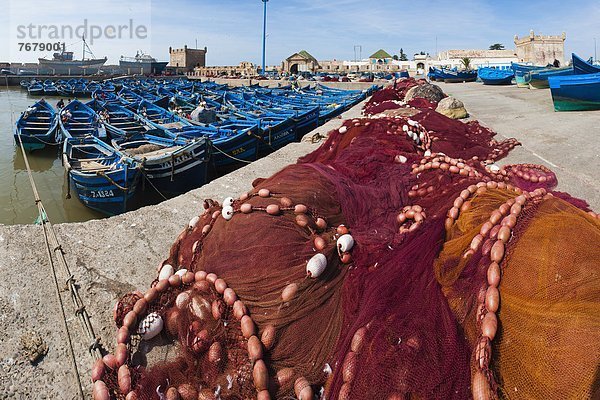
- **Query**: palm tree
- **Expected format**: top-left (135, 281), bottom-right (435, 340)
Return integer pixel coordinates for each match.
top-left (460, 57), bottom-right (472, 70)
top-left (489, 43), bottom-right (505, 50)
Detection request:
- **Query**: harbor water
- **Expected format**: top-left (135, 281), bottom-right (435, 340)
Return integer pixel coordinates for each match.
top-left (0, 87), bottom-right (108, 224)
top-left (0, 87), bottom-right (169, 224)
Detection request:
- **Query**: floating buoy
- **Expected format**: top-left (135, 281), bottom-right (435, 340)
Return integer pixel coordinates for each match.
top-left (222, 206), bottom-right (234, 221)
top-left (337, 234), bottom-right (354, 253)
top-left (306, 253), bottom-right (327, 278)
top-left (223, 197), bottom-right (234, 207)
top-left (488, 164), bottom-right (501, 173)
top-left (188, 216), bottom-right (200, 229)
top-left (175, 291), bottom-right (190, 309)
top-left (158, 264), bottom-right (174, 281)
top-left (339, 126), bottom-right (347, 134)
top-left (137, 312), bottom-right (163, 340)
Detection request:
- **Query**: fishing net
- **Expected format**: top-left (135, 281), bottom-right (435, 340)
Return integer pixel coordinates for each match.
top-left (92, 81), bottom-right (600, 400)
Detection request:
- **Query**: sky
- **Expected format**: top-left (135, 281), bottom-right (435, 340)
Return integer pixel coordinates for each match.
top-left (1, 0), bottom-right (599, 66)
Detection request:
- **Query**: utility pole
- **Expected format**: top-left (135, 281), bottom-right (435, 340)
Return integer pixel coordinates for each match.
top-left (595, 38), bottom-right (597, 63)
top-left (261, 0), bottom-right (269, 75)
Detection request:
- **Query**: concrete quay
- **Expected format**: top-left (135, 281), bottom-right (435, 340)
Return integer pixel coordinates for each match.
top-left (437, 82), bottom-right (600, 210)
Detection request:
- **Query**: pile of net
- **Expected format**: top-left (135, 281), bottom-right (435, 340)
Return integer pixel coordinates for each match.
top-left (92, 81), bottom-right (600, 400)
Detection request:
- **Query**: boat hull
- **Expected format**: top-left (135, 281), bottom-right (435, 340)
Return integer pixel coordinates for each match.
top-left (210, 131), bottom-right (259, 168)
top-left (572, 53), bottom-right (600, 75)
top-left (293, 107), bottom-right (319, 139)
top-left (549, 73), bottom-right (600, 111)
top-left (114, 135), bottom-right (212, 194)
top-left (258, 118), bottom-right (297, 154)
top-left (14, 99), bottom-right (59, 151)
top-left (63, 136), bottom-right (141, 215)
top-left (481, 76), bottom-right (513, 85)
top-left (14, 133), bottom-right (55, 151)
top-left (68, 165), bottom-right (140, 215)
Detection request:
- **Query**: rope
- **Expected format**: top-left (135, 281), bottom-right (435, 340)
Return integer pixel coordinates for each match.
top-left (139, 166), bottom-right (168, 200)
top-left (96, 170), bottom-right (130, 192)
top-left (15, 131), bottom-right (103, 400)
top-left (211, 144), bottom-right (253, 164)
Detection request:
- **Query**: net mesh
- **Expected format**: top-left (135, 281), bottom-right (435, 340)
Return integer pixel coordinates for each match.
top-left (96, 80), bottom-right (600, 400)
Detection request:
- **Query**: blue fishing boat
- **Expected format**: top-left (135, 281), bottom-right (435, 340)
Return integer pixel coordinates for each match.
top-left (526, 67), bottom-right (574, 89)
top-left (137, 99), bottom-right (190, 128)
top-left (437, 69), bottom-right (477, 83)
top-left (511, 63), bottom-right (546, 88)
top-left (87, 99), bottom-right (153, 139)
top-left (43, 80), bottom-right (59, 95)
top-left (101, 81), bottom-right (116, 92)
top-left (71, 80), bottom-right (88, 97)
top-left (118, 88), bottom-right (144, 110)
top-left (223, 93), bottom-right (299, 153)
top-left (548, 72), bottom-right (600, 111)
top-left (428, 67), bottom-right (441, 81)
top-left (477, 68), bottom-right (514, 85)
top-left (28, 81), bottom-right (45, 95)
top-left (571, 53), bottom-right (600, 75)
top-left (111, 132), bottom-right (211, 193)
top-left (58, 82), bottom-right (74, 97)
top-left (63, 136), bottom-right (141, 215)
top-left (14, 99), bottom-right (59, 151)
top-left (58, 99), bottom-right (106, 140)
top-left (92, 89), bottom-right (120, 104)
top-left (85, 81), bottom-right (102, 94)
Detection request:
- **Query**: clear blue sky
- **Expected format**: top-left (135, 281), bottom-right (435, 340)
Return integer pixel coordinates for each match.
top-left (1, 0), bottom-right (599, 65)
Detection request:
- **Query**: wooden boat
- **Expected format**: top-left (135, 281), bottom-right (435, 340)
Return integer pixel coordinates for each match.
top-left (101, 81), bottom-right (116, 92)
top-left (526, 67), bottom-right (574, 89)
top-left (477, 68), bottom-right (514, 85)
top-left (428, 67), bottom-right (442, 81)
top-left (71, 80), bottom-right (88, 97)
top-left (14, 99), bottom-right (59, 151)
top-left (62, 136), bottom-right (141, 215)
top-left (43, 80), bottom-right (59, 95)
top-left (92, 89), bottom-right (120, 104)
top-left (548, 72), bottom-right (600, 111)
top-left (58, 99), bottom-right (106, 140)
top-left (137, 99), bottom-right (190, 128)
top-left (28, 81), bottom-right (45, 95)
top-left (87, 99), bottom-right (154, 139)
top-left (111, 132), bottom-right (211, 193)
top-left (572, 53), bottom-right (600, 75)
top-left (511, 63), bottom-right (546, 88)
top-left (437, 69), bottom-right (477, 83)
top-left (117, 88), bottom-right (144, 110)
top-left (223, 93), bottom-right (300, 153)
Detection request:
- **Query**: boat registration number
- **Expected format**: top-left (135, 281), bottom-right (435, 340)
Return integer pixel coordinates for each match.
top-left (90, 190), bottom-right (115, 198)
top-left (158, 153), bottom-right (193, 169)
top-left (272, 129), bottom-right (293, 141)
top-left (231, 147), bottom-right (245, 156)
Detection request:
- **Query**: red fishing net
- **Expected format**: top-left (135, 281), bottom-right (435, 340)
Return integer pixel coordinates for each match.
top-left (91, 81), bottom-right (600, 400)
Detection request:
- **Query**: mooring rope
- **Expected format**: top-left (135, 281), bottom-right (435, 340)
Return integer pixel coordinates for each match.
top-left (11, 86), bottom-right (104, 398)
top-left (138, 165), bottom-right (169, 200)
top-left (211, 143), bottom-right (253, 164)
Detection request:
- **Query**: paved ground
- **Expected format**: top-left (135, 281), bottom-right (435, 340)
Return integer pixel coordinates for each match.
top-left (437, 82), bottom-right (600, 210)
top-left (1, 82), bottom-right (599, 399)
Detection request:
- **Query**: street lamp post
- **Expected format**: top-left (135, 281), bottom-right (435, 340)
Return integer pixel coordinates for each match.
top-left (261, 0), bottom-right (269, 75)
